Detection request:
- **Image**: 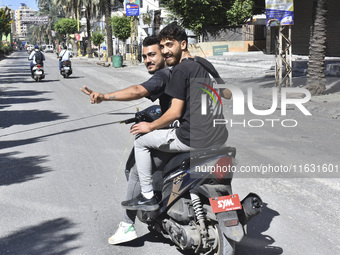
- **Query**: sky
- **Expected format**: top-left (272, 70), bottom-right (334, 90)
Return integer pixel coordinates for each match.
top-left (1, 0), bottom-right (39, 11)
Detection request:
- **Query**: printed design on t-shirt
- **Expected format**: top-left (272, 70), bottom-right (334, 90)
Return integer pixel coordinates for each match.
top-left (198, 82), bottom-right (222, 116)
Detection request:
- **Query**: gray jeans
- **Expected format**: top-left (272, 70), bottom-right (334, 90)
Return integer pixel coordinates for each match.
top-left (123, 149), bottom-right (174, 224)
top-left (134, 128), bottom-right (191, 194)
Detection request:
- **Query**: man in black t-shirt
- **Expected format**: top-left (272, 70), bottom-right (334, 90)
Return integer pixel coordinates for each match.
top-left (81, 36), bottom-right (172, 245)
top-left (121, 24), bottom-right (230, 212)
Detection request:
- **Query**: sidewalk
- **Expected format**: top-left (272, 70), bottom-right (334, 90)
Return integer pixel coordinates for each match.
top-left (207, 51), bottom-right (340, 77)
top-left (72, 55), bottom-right (138, 68)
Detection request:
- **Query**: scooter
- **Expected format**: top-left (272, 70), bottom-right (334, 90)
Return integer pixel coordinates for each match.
top-left (122, 105), bottom-right (263, 255)
top-left (31, 64), bottom-right (45, 82)
top-left (60, 60), bottom-right (72, 78)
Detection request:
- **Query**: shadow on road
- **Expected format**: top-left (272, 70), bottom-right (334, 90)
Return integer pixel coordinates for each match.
top-left (59, 76), bottom-right (85, 79)
top-left (325, 79), bottom-right (340, 93)
top-left (114, 204), bottom-right (282, 255)
top-left (0, 218), bottom-right (81, 255)
top-left (0, 110), bottom-right (68, 128)
top-left (0, 151), bottom-right (51, 186)
top-left (236, 203), bottom-right (283, 255)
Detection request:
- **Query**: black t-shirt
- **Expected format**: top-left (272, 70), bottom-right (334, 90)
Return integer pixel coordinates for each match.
top-left (141, 67), bottom-right (171, 113)
top-left (165, 57), bottom-right (228, 148)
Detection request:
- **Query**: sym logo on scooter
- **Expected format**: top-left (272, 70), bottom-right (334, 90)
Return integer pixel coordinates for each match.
top-left (198, 80), bottom-right (312, 128)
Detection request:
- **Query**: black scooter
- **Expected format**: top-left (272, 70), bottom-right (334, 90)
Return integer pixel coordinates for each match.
top-left (122, 106), bottom-right (263, 255)
top-left (60, 60), bottom-right (72, 78)
top-left (31, 64), bottom-right (45, 82)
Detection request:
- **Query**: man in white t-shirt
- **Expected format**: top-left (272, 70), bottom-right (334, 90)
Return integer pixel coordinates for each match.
top-left (58, 45), bottom-right (71, 70)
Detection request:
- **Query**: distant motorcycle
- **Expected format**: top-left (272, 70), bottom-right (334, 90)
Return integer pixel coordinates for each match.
top-left (31, 64), bottom-right (45, 82)
top-left (60, 60), bottom-right (72, 78)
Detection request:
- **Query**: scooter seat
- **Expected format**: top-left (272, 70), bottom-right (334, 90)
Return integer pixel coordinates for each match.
top-left (162, 146), bottom-right (236, 177)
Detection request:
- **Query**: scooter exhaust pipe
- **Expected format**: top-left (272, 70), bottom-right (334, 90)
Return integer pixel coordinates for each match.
top-left (238, 193), bottom-right (263, 225)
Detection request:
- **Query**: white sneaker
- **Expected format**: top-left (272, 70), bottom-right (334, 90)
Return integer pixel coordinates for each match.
top-left (108, 222), bottom-right (138, 245)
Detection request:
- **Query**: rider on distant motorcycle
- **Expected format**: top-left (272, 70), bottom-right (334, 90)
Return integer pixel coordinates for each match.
top-left (58, 44), bottom-right (72, 72)
top-left (28, 45), bottom-right (45, 77)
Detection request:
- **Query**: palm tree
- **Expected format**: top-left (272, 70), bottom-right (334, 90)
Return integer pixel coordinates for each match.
top-left (37, 0), bottom-right (65, 44)
top-left (100, 0), bottom-right (113, 61)
top-left (53, 0), bottom-right (78, 18)
top-left (53, 0), bottom-right (100, 58)
top-left (306, 0), bottom-right (328, 95)
top-left (82, 0), bottom-right (101, 58)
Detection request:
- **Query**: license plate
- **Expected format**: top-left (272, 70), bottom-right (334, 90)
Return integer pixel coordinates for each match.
top-left (64, 67), bottom-right (70, 70)
top-left (36, 71), bottom-right (43, 75)
top-left (209, 194), bottom-right (242, 213)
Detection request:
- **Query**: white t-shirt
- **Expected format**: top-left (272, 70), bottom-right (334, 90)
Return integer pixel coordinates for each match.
top-left (59, 49), bottom-right (71, 61)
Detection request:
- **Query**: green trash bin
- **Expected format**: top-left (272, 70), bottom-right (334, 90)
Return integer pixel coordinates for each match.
top-left (112, 55), bottom-right (123, 68)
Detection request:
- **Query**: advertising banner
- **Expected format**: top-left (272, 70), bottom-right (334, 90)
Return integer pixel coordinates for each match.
top-left (265, 0), bottom-right (294, 26)
top-left (126, 0), bottom-right (140, 16)
top-left (21, 15), bottom-right (49, 25)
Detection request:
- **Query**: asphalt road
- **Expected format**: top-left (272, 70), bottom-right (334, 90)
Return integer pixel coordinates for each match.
top-left (0, 51), bottom-right (339, 255)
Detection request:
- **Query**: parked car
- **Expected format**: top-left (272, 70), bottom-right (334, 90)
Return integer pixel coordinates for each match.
top-left (44, 45), bottom-right (54, 53)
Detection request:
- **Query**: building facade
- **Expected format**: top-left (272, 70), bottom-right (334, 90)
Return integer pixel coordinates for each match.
top-left (14, 4), bottom-right (37, 41)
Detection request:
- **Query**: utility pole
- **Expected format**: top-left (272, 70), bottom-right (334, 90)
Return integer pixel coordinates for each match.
top-left (265, 0), bottom-right (294, 90)
top-left (126, 0), bottom-right (139, 66)
top-left (77, 6), bottom-right (82, 57)
top-left (275, 26), bottom-right (293, 89)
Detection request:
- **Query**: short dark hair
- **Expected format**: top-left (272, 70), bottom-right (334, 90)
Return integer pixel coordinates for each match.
top-left (142, 36), bottom-right (159, 47)
top-left (158, 23), bottom-right (188, 45)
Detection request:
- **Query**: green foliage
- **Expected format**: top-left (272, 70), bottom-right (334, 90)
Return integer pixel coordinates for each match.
top-left (163, 0), bottom-right (227, 35)
top-left (162, 0), bottom-right (263, 35)
top-left (142, 13), bottom-right (152, 26)
top-left (54, 18), bottom-right (79, 36)
top-left (227, 0), bottom-right (254, 26)
top-left (0, 44), bottom-right (12, 55)
top-left (111, 16), bottom-right (131, 41)
top-left (92, 31), bottom-right (105, 46)
top-left (0, 7), bottom-right (12, 37)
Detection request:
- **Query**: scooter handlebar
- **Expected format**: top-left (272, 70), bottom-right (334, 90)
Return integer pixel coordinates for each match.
top-left (122, 117), bottom-right (138, 124)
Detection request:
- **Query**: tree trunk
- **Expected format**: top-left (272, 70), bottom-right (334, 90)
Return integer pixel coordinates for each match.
top-left (86, 4), bottom-right (93, 58)
top-left (306, 0), bottom-right (328, 95)
top-left (105, 0), bottom-right (113, 61)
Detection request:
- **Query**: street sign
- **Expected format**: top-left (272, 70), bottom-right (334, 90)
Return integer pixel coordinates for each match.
top-left (126, 0), bottom-right (140, 16)
top-left (213, 45), bottom-right (229, 56)
top-left (265, 0), bottom-right (294, 26)
top-left (75, 34), bottom-right (82, 41)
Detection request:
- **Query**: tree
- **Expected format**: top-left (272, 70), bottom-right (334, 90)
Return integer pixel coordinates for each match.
top-left (103, 0), bottom-right (113, 60)
top-left (0, 6), bottom-right (12, 56)
top-left (54, 18), bottom-right (79, 45)
top-left (162, 0), bottom-right (263, 35)
top-left (92, 30), bottom-right (104, 59)
top-left (227, 0), bottom-right (254, 26)
top-left (162, 0), bottom-right (228, 35)
top-left (54, 0), bottom-right (100, 58)
top-left (306, 0), bottom-right (328, 95)
top-left (33, 0), bottom-right (65, 45)
top-left (111, 15), bottom-right (131, 55)
top-left (0, 6), bottom-right (12, 37)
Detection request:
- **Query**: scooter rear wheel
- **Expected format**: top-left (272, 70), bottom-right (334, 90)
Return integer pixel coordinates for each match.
top-left (215, 224), bottom-right (235, 255)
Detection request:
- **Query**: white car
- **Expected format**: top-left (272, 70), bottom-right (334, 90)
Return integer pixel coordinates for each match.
top-left (44, 45), bottom-right (54, 53)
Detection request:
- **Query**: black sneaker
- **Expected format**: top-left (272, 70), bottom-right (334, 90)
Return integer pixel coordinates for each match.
top-left (121, 193), bottom-right (159, 211)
